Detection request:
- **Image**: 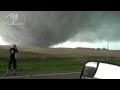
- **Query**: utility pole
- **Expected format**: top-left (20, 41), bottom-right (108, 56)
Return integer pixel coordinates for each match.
top-left (107, 39), bottom-right (109, 60)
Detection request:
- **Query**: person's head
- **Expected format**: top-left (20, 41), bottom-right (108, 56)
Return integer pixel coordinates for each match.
top-left (13, 44), bottom-right (17, 48)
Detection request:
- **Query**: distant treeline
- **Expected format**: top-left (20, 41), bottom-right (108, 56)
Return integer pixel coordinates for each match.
top-left (76, 47), bottom-right (108, 50)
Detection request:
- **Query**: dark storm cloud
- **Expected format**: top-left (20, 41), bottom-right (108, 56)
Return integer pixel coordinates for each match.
top-left (0, 11), bottom-right (120, 47)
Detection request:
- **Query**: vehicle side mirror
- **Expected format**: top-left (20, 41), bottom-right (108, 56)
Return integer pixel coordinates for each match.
top-left (80, 61), bottom-right (120, 79)
top-left (80, 62), bottom-right (98, 79)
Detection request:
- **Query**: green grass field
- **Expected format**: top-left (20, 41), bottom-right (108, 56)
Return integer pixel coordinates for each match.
top-left (0, 57), bottom-right (120, 75)
top-left (0, 57), bottom-right (86, 75)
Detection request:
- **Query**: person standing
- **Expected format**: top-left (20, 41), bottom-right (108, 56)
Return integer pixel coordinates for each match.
top-left (7, 44), bottom-right (18, 76)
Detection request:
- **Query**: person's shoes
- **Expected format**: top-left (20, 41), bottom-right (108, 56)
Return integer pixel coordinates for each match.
top-left (13, 73), bottom-right (16, 76)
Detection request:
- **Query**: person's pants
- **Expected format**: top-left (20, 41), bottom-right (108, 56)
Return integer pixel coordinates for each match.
top-left (8, 59), bottom-right (16, 70)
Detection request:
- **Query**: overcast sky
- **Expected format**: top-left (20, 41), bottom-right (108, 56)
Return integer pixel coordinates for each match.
top-left (0, 11), bottom-right (120, 50)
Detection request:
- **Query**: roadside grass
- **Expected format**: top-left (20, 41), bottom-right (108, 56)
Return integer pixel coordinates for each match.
top-left (0, 57), bottom-right (86, 75)
top-left (0, 56), bottom-right (120, 76)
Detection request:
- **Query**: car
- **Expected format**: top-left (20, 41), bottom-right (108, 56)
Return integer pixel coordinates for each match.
top-left (80, 61), bottom-right (120, 79)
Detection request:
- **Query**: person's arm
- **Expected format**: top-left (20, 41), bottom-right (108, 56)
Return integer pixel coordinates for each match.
top-left (9, 48), bottom-right (11, 53)
top-left (16, 49), bottom-right (18, 53)
top-left (15, 49), bottom-right (18, 59)
top-left (9, 48), bottom-right (11, 59)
